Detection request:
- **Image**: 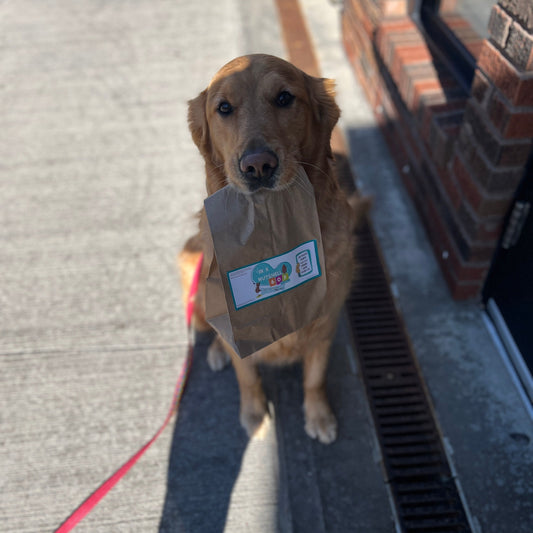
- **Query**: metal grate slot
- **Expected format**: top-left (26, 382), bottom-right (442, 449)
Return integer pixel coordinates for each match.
top-left (333, 152), bottom-right (471, 532)
top-left (344, 220), bottom-right (472, 533)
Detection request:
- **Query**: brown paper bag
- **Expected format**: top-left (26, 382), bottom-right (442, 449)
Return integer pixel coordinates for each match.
top-left (203, 167), bottom-right (327, 358)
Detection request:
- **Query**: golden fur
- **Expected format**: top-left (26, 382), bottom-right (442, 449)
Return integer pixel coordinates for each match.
top-left (180, 54), bottom-right (368, 444)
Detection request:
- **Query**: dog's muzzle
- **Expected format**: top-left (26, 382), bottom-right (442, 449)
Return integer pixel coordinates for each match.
top-left (239, 148), bottom-right (279, 191)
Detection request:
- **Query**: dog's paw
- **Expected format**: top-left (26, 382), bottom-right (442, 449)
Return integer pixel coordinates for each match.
top-left (240, 390), bottom-right (269, 439)
top-left (240, 407), bottom-right (269, 439)
top-left (304, 403), bottom-right (338, 444)
top-left (241, 409), bottom-right (271, 440)
top-left (207, 338), bottom-right (230, 372)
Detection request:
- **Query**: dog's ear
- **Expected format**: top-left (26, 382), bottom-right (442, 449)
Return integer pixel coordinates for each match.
top-left (188, 89), bottom-right (210, 156)
top-left (307, 76), bottom-right (340, 158)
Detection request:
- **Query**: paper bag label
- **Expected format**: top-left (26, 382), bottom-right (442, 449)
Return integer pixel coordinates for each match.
top-left (227, 240), bottom-right (322, 310)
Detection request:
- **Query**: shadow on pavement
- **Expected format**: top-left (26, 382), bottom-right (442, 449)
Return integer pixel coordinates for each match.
top-left (158, 317), bottom-right (393, 533)
top-left (158, 335), bottom-right (249, 533)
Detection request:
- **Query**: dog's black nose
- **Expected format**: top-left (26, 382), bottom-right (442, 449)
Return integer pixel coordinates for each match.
top-left (239, 149), bottom-right (278, 189)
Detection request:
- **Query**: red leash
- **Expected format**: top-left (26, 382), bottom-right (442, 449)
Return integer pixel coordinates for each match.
top-left (55, 254), bottom-right (203, 533)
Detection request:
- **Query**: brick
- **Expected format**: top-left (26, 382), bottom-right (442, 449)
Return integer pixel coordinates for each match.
top-left (457, 202), bottom-right (507, 254)
top-left (478, 41), bottom-right (516, 97)
top-left (498, 0), bottom-right (533, 32)
top-left (440, 11), bottom-right (484, 58)
top-left (457, 121), bottom-right (476, 161)
top-left (345, 8), bottom-right (377, 66)
top-left (431, 112), bottom-right (463, 169)
top-left (463, 141), bottom-right (524, 193)
top-left (478, 195), bottom-right (513, 217)
top-left (452, 154), bottom-right (512, 218)
top-left (403, 62), bottom-right (462, 111)
top-left (378, 16), bottom-right (416, 33)
top-left (380, 0), bottom-right (408, 18)
top-left (409, 78), bottom-right (443, 111)
top-left (430, 120), bottom-right (450, 169)
top-left (467, 240), bottom-right (500, 265)
top-left (379, 83), bottom-right (399, 122)
top-left (456, 114), bottom-right (524, 193)
top-left (488, 4), bottom-right (512, 48)
top-left (439, 0), bottom-right (458, 13)
top-left (438, 166), bottom-right (461, 210)
top-left (514, 74), bottom-right (533, 106)
top-left (463, 100), bottom-right (533, 166)
top-left (450, 282), bottom-right (484, 300)
top-left (419, 177), bottom-right (451, 236)
top-left (478, 41), bottom-right (533, 105)
top-left (465, 41), bottom-right (485, 60)
top-left (342, 17), bottom-right (379, 107)
top-left (343, 13), bottom-right (365, 62)
top-left (439, 15), bottom-right (483, 58)
top-left (419, 94), bottom-right (447, 139)
top-left (345, 0), bottom-right (376, 37)
top-left (487, 90), bottom-right (510, 131)
top-left (506, 21), bottom-right (533, 71)
top-left (452, 258), bottom-right (490, 283)
top-left (453, 200), bottom-right (504, 243)
top-left (440, 13), bottom-right (471, 31)
top-left (487, 82), bottom-right (533, 138)
top-left (498, 139), bottom-right (532, 165)
top-left (400, 63), bottom-right (437, 104)
top-left (471, 70), bottom-right (492, 107)
top-left (417, 93), bottom-right (466, 137)
top-left (420, 159), bottom-right (482, 263)
top-left (379, 29), bottom-right (423, 68)
top-left (424, 193), bottom-right (491, 294)
top-left (463, 101), bottom-right (502, 163)
top-left (452, 154), bottom-right (482, 211)
top-left (391, 45), bottom-right (432, 84)
top-left (451, 25), bottom-right (483, 47)
top-left (504, 110), bottom-right (533, 138)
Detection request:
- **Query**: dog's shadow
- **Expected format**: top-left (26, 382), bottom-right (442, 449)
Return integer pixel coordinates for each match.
top-left (158, 333), bottom-right (249, 533)
top-left (159, 317), bottom-right (385, 533)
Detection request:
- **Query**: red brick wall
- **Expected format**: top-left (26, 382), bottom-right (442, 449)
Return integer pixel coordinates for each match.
top-left (342, 0), bottom-right (533, 299)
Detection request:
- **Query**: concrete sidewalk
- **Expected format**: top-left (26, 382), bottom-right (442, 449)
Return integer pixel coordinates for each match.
top-left (0, 1), bottom-right (281, 531)
top-left (1, 1), bottom-right (531, 532)
top-left (1, 1), bottom-right (390, 532)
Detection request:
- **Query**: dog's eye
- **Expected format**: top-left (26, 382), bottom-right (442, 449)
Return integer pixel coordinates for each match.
top-left (217, 101), bottom-right (233, 115)
top-left (276, 91), bottom-right (294, 107)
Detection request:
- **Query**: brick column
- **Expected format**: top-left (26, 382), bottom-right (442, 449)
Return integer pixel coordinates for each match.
top-left (343, 0), bottom-right (532, 299)
top-left (448, 0), bottom-right (533, 296)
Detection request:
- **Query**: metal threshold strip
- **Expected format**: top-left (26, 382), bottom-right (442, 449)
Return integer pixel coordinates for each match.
top-left (337, 154), bottom-right (473, 533)
top-left (485, 299), bottom-right (533, 409)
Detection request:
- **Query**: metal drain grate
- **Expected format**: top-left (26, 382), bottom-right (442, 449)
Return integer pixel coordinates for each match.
top-left (345, 223), bottom-right (472, 533)
top-left (335, 154), bottom-right (472, 533)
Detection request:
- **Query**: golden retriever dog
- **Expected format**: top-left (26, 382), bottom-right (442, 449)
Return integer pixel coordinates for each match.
top-left (180, 54), bottom-right (367, 444)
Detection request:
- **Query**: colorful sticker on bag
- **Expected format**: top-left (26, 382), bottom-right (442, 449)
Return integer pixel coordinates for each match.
top-left (226, 240), bottom-right (322, 310)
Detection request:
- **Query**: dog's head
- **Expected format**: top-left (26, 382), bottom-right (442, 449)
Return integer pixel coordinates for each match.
top-left (188, 54), bottom-right (340, 194)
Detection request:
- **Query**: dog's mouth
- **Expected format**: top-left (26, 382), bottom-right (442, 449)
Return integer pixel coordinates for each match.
top-left (243, 174), bottom-right (277, 192)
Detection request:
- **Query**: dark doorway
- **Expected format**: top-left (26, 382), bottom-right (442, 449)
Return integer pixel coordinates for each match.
top-left (483, 151), bottom-right (533, 401)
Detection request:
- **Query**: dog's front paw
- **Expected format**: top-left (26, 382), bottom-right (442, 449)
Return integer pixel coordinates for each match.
top-left (304, 400), bottom-right (338, 444)
top-left (207, 336), bottom-right (231, 371)
top-left (240, 389), bottom-right (269, 439)
top-left (240, 407), bottom-right (270, 440)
